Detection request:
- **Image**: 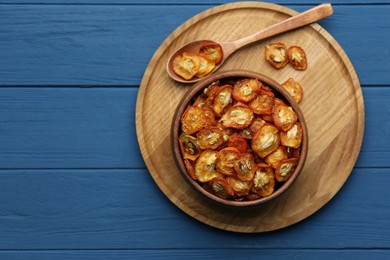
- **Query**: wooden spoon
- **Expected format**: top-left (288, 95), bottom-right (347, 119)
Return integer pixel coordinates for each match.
top-left (166, 3), bottom-right (333, 83)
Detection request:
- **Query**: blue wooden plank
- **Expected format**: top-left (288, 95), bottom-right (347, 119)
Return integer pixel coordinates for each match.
top-left (0, 5), bottom-right (389, 85)
top-left (0, 249), bottom-right (388, 259)
top-left (0, 86), bottom-right (387, 168)
top-left (0, 5), bottom-right (202, 86)
top-left (0, 87), bottom-right (145, 169)
top-left (0, 168), bottom-right (388, 249)
top-left (355, 86), bottom-right (390, 167)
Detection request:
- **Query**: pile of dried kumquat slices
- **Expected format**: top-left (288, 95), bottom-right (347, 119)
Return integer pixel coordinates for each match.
top-left (178, 77), bottom-right (304, 201)
top-left (173, 43), bottom-right (223, 80)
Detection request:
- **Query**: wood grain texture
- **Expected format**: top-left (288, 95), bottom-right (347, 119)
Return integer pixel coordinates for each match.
top-left (0, 168), bottom-right (388, 249)
top-left (0, 5), bottom-right (389, 85)
top-left (137, 2), bottom-right (364, 232)
top-left (0, 87), bottom-right (386, 169)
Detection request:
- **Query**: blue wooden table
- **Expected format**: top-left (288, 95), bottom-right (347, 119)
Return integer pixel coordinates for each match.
top-left (0, 0), bottom-right (389, 259)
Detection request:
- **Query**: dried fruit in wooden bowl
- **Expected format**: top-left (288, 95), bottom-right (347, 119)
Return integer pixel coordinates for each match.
top-left (171, 70), bottom-right (308, 207)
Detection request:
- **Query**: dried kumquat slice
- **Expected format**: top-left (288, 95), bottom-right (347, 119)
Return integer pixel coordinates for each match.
top-left (178, 133), bottom-right (202, 161)
top-left (281, 78), bottom-right (303, 103)
top-left (172, 52), bottom-right (200, 80)
top-left (281, 122), bottom-right (303, 149)
top-left (272, 105), bottom-right (298, 132)
top-left (265, 146), bottom-right (288, 169)
top-left (217, 122), bottom-right (235, 144)
top-left (261, 98), bottom-right (285, 122)
top-left (265, 42), bottom-right (288, 69)
top-left (184, 159), bottom-right (197, 181)
top-left (216, 147), bottom-right (240, 176)
top-left (252, 163), bottom-right (275, 197)
top-left (239, 128), bottom-right (253, 140)
top-left (195, 54), bottom-right (216, 78)
top-left (212, 85), bottom-right (233, 116)
top-left (226, 176), bottom-right (252, 197)
top-left (232, 78), bottom-right (262, 103)
top-left (199, 42), bottom-right (223, 65)
top-left (287, 46), bottom-right (307, 70)
top-left (251, 124), bottom-right (281, 158)
top-left (275, 158), bottom-right (299, 182)
top-left (181, 106), bottom-right (216, 135)
top-left (205, 177), bottom-right (234, 199)
top-left (220, 105), bottom-right (254, 130)
top-left (249, 118), bottom-right (266, 134)
top-left (227, 133), bottom-right (248, 154)
top-left (248, 89), bottom-right (275, 115)
top-left (197, 82), bottom-right (220, 109)
top-left (234, 153), bottom-right (256, 182)
top-left (195, 150), bottom-right (223, 182)
top-left (197, 126), bottom-right (224, 150)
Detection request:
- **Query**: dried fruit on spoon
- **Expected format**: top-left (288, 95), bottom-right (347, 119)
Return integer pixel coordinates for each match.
top-left (172, 43), bottom-right (223, 80)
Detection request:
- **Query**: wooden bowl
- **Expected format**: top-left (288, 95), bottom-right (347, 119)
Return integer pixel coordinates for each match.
top-left (171, 70), bottom-right (308, 207)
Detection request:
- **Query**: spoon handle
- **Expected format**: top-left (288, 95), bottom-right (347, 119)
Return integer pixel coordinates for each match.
top-left (232, 3), bottom-right (334, 50)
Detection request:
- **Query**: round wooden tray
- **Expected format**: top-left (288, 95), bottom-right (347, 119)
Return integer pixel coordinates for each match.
top-left (136, 2), bottom-right (364, 232)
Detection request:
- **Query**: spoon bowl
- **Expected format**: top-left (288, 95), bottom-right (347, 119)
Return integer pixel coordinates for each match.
top-left (166, 3), bottom-right (333, 83)
top-left (166, 40), bottom-right (235, 83)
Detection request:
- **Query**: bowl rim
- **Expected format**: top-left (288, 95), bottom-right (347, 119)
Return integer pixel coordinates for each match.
top-left (171, 69), bottom-right (308, 207)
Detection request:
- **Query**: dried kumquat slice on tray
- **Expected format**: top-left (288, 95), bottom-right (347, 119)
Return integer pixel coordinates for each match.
top-left (281, 78), bottom-right (304, 103)
top-left (265, 42), bottom-right (288, 69)
top-left (287, 46), bottom-right (308, 70)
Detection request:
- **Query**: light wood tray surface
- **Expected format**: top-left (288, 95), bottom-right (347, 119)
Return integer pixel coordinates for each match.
top-left (136, 2), bottom-right (364, 232)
